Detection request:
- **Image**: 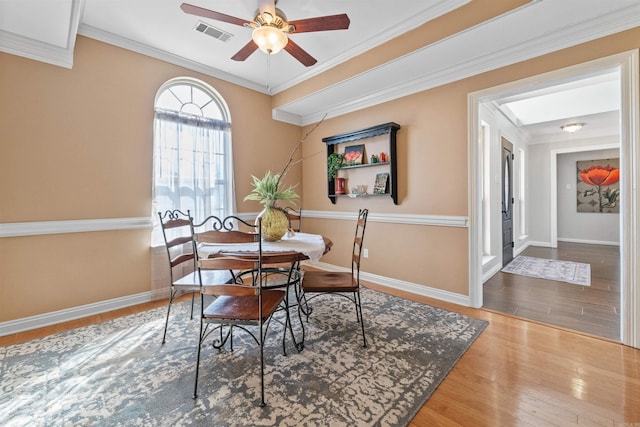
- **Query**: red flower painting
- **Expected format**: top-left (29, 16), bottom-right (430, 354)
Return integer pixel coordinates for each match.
top-left (579, 165), bottom-right (619, 186)
top-left (343, 144), bottom-right (365, 165)
top-left (344, 150), bottom-right (362, 163)
top-left (578, 164), bottom-right (620, 212)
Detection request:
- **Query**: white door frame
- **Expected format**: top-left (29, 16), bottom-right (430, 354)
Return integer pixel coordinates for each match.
top-left (468, 50), bottom-right (639, 348)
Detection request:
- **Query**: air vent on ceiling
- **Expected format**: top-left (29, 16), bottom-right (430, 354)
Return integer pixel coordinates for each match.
top-left (194, 21), bottom-right (233, 42)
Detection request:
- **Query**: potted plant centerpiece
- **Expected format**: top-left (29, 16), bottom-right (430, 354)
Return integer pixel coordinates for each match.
top-left (244, 117), bottom-right (325, 241)
top-left (244, 170), bottom-right (299, 241)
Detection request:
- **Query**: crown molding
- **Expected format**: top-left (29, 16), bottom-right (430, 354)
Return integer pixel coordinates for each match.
top-left (272, 109), bottom-right (302, 126)
top-left (77, 24), bottom-right (269, 94)
top-left (0, 29), bottom-right (74, 68)
top-left (269, 0), bottom-right (471, 94)
top-left (274, 2), bottom-right (640, 125)
top-left (0, 0), bottom-right (84, 69)
top-left (77, 1), bottom-right (470, 97)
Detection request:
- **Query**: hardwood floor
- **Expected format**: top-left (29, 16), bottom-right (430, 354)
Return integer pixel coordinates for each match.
top-left (2, 284), bottom-right (639, 426)
top-left (483, 242), bottom-right (620, 341)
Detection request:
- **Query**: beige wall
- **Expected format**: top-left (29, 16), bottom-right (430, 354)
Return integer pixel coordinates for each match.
top-left (0, 36), bottom-right (300, 322)
top-left (296, 28), bottom-right (640, 296)
top-left (1, 25), bottom-right (639, 324)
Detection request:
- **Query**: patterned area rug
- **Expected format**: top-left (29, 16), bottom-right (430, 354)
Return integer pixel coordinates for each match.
top-left (502, 256), bottom-right (591, 286)
top-left (0, 287), bottom-right (487, 427)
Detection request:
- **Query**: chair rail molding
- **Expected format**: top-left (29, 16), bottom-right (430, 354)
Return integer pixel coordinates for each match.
top-left (0, 217), bottom-right (152, 238)
top-left (302, 210), bottom-right (468, 228)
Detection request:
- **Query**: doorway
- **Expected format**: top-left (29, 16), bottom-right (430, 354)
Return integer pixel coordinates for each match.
top-left (468, 50), bottom-right (639, 348)
top-left (501, 137), bottom-right (514, 267)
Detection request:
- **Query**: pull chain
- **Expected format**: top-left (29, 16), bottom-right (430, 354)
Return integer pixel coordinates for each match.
top-left (266, 50), bottom-right (272, 94)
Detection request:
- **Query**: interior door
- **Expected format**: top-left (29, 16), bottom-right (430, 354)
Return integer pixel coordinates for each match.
top-left (502, 137), bottom-right (514, 266)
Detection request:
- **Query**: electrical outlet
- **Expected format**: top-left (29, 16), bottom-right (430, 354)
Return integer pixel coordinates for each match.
top-left (363, 248), bottom-right (369, 258)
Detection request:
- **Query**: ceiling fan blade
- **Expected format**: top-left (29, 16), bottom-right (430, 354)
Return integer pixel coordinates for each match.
top-left (231, 40), bottom-right (259, 61)
top-left (180, 3), bottom-right (252, 27)
top-left (284, 38), bottom-right (317, 67)
top-left (287, 14), bottom-right (350, 33)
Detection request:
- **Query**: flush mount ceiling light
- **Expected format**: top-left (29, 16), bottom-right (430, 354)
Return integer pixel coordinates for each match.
top-left (561, 123), bottom-right (585, 133)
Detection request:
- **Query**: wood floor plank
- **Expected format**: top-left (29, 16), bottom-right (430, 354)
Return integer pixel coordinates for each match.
top-left (484, 242), bottom-right (621, 340)
top-left (1, 281), bottom-right (639, 425)
top-left (368, 283), bottom-right (639, 426)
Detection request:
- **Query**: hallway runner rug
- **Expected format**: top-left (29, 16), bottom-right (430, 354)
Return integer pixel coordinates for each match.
top-left (502, 255), bottom-right (591, 286)
top-left (0, 287), bottom-right (487, 427)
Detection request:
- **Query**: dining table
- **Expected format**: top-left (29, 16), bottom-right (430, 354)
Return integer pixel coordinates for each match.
top-left (197, 232), bottom-right (332, 353)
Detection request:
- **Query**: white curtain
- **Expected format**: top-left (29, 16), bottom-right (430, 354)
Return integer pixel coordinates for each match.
top-left (151, 109), bottom-right (236, 245)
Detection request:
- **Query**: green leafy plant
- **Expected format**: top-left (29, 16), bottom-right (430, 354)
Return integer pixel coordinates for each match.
top-left (244, 170), bottom-right (299, 207)
top-left (327, 152), bottom-right (345, 180)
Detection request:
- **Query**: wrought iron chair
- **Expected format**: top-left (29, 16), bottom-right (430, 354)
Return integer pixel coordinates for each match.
top-left (157, 209), bottom-right (233, 344)
top-left (193, 216), bottom-right (285, 407)
top-left (301, 208), bottom-right (369, 347)
top-left (283, 207), bottom-right (302, 232)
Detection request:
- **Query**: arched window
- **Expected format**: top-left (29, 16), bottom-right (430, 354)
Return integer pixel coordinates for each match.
top-left (152, 78), bottom-right (235, 244)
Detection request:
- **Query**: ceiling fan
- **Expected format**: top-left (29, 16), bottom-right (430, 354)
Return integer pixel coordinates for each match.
top-left (180, 0), bottom-right (350, 67)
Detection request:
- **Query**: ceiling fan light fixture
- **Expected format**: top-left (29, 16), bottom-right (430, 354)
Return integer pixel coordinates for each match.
top-left (561, 123), bottom-right (585, 133)
top-left (252, 25), bottom-right (288, 54)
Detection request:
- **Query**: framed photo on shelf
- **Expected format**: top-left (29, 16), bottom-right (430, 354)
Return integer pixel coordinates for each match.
top-left (343, 144), bottom-right (365, 165)
top-left (373, 172), bottom-right (389, 194)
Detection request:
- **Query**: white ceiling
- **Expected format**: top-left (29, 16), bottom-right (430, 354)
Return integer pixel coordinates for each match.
top-left (495, 71), bottom-right (622, 144)
top-left (79, 0), bottom-right (470, 94)
top-left (498, 73), bottom-right (620, 126)
top-left (1, 0), bottom-right (638, 137)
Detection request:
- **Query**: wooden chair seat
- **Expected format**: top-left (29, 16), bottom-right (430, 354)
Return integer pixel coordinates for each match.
top-left (173, 270), bottom-right (234, 289)
top-left (302, 271), bottom-right (357, 293)
top-left (203, 290), bottom-right (285, 321)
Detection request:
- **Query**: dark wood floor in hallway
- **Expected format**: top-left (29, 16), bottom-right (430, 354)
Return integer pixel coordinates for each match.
top-left (483, 242), bottom-right (620, 340)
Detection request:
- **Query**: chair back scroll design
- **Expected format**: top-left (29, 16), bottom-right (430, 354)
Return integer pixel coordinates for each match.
top-left (192, 216), bottom-right (285, 407)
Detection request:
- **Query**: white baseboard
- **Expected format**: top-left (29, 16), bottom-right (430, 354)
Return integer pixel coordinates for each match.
top-left (514, 241), bottom-right (530, 256)
top-left (0, 292), bottom-right (154, 337)
top-left (528, 239), bottom-right (620, 247)
top-left (3, 260), bottom-right (473, 337)
top-left (529, 240), bottom-right (553, 247)
top-left (557, 237), bottom-right (620, 246)
top-left (304, 261), bottom-right (471, 307)
top-left (481, 242), bottom-right (528, 283)
top-left (482, 263), bottom-right (502, 283)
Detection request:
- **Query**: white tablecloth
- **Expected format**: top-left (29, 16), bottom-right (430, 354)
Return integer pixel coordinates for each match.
top-left (198, 232), bottom-right (326, 263)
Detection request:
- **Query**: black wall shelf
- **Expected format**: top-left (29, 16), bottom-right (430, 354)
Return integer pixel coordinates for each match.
top-left (322, 122), bottom-right (400, 204)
